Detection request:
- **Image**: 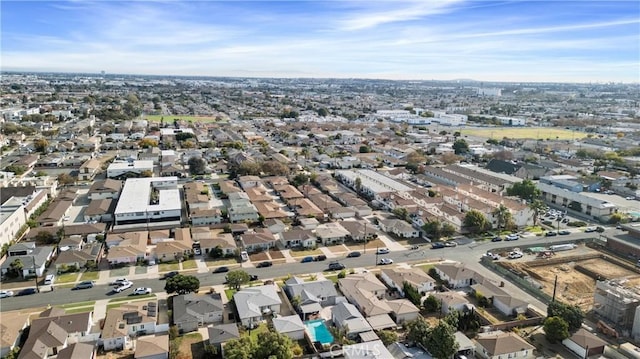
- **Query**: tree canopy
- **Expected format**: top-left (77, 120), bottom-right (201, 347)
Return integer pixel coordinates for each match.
top-left (507, 179), bottom-right (541, 201)
top-left (226, 270), bottom-right (250, 290)
top-left (188, 157), bottom-right (207, 175)
top-left (452, 139), bottom-right (469, 155)
top-left (547, 301), bottom-right (584, 333)
top-left (543, 316), bottom-right (570, 343)
top-left (164, 274), bottom-right (200, 295)
top-left (422, 220), bottom-right (455, 240)
top-left (406, 317), bottom-right (430, 347)
top-left (423, 294), bottom-right (441, 313)
top-left (426, 321), bottom-right (459, 359)
top-left (224, 329), bottom-right (297, 359)
top-left (463, 210), bottom-right (491, 233)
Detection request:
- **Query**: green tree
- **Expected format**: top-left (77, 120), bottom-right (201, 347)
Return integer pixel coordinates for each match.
top-left (547, 301), bottom-right (584, 333)
top-left (355, 177), bottom-right (362, 193)
top-left (8, 258), bottom-right (24, 278)
top-left (406, 151), bottom-right (426, 166)
top-left (492, 204), bottom-right (512, 230)
top-left (529, 199), bottom-right (546, 226)
top-left (406, 317), bottom-right (430, 347)
top-left (359, 145), bottom-right (371, 153)
top-left (425, 321), bottom-right (459, 359)
top-left (223, 336), bottom-right (256, 359)
top-left (165, 274), bottom-right (200, 294)
top-left (254, 330), bottom-right (295, 359)
top-left (291, 173), bottom-right (310, 187)
top-left (208, 245), bottom-right (223, 259)
top-left (4, 164), bottom-right (27, 175)
top-left (423, 295), bottom-right (441, 313)
top-left (609, 212), bottom-right (625, 224)
top-left (543, 316), bottom-right (570, 343)
top-left (317, 108), bottom-right (329, 117)
top-left (226, 270), bottom-right (250, 290)
top-left (403, 282), bottom-right (422, 306)
top-left (452, 139), bottom-right (469, 155)
top-left (35, 231), bottom-right (56, 244)
top-left (506, 179), bottom-right (541, 201)
top-left (393, 207), bottom-right (409, 222)
top-left (463, 210), bottom-right (490, 233)
top-left (34, 138), bottom-right (49, 153)
top-left (188, 157), bottom-right (207, 175)
top-left (57, 173), bottom-right (76, 186)
top-left (422, 220), bottom-right (455, 240)
top-left (376, 329), bottom-right (398, 346)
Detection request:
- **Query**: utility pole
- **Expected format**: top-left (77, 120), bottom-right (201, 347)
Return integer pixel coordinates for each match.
top-left (32, 255), bottom-right (39, 292)
top-left (363, 222), bottom-right (367, 255)
top-left (375, 246), bottom-right (379, 266)
top-left (552, 274), bottom-right (558, 302)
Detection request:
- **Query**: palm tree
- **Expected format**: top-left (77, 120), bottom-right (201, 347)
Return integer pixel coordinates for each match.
top-left (528, 200), bottom-right (546, 227)
top-left (492, 204), bottom-right (512, 230)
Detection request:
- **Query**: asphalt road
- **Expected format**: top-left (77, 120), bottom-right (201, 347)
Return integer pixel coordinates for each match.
top-left (0, 230), bottom-right (610, 312)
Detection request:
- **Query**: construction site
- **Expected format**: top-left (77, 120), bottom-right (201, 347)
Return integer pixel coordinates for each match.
top-left (497, 243), bottom-right (640, 312)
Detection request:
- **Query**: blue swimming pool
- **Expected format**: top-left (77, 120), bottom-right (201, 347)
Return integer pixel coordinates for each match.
top-left (305, 319), bottom-right (334, 345)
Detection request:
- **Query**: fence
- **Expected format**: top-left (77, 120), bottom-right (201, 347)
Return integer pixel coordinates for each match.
top-left (480, 257), bottom-right (553, 304)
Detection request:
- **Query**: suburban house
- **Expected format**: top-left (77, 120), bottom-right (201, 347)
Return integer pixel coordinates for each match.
top-left (172, 293), bottom-right (224, 333)
top-left (37, 199), bottom-right (73, 227)
top-left (0, 311), bottom-right (30, 358)
top-left (199, 233), bottom-right (237, 257)
top-left (207, 323), bottom-right (240, 355)
top-left (272, 315), bottom-right (306, 340)
top-left (264, 218), bottom-right (286, 234)
top-left (189, 208), bottom-right (223, 226)
top-left (379, 219), bottom-right (420, 238)
top-left (380, 267), bottom-right (435, 296)
top-left (475, 331), bottom-right (535, 359)
top-left (331, 302), bottom-right (373, 339)
top-left (283, 277), bottom-right (340, 319)
top-left (84, 199), bottom-right (114, 222)
top-left (134, 335), bottom-right (169, 359)
top-left (102, 301), bottom-right (167, 351)
top-left (54, 243), bottom-right (102, 272)
top-left (227, 192), bottom-right (259, 223)
top-left (280, 228), bottom-right (316, 249)
top-left (88, 179), bottom-right (123, 200)
top-left (106, 232), bottom-right (148, 266)
top-left (1, 243), bottom-right (55, 278)
top-left (233, 285), bottom-right (282, 328)
top-left (339, 220), bottom-right (376, 242)
top-left (471, 279), bottom-right (528, 317)
top-left (432, 292), bottom-right (473, 314)
top-left (240, 228), bottom-right (277, 253)
top-left (56, 343), bottom-right (96, 359)
top-left (562, 328), bottom-right (606, 358)
top-left (153, 241), bottom-right (192, 263)
top-left (434, 262), bottom-right (480, 288)
top-left (315, 222), bottom-right (349, 245)
top-left (78, 158), bottom-right (101, 181)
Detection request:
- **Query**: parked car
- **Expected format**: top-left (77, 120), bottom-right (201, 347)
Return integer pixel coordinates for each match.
top-left (444, 241), bottom-right (457, 247)
top-left (15, 288), bottom-right (38, 296)
top-left (163, 271), bottom-right (179, 279)
top-left (431, 242), bottom-right (446, 249)
top-left (193, 248), bottom-right (202, 256)
top-left (484, 252), bottom-right (500, 260)
top-left (376, 248), bottom-right (390, 254)
top-left (301, 256), bottom-right (314, 263)
top-left (347, 251), bottom-right (362, 258)
top-left (132, 287), bottom-right (152, 295)
top-left (249, 275), bottom-right (259, 281)
top-left (0, 290), bottom-right (14, 298)
top-left (256, 261), bottom-right (273, 268)
top-left (505, 234), bottom-right (519, 241)
top-left (491, 236), bottom-right (503, 242)
top-left (378, 258), bottom-right (393, 265)
top-left (595, 226), bottom-right (605, 233)
top-left (558, 230), bottom-right (571, 235)
top-left (584, 227), bottom-right (596, 233)
top-left (508, 251), bottom-right (523, 259)
top-left (327, 262), bottom-right (345, 271)
top-left (114, 281), bottom-right (133, 293)
top-left (213, 266), bottom-right (230, 273)
top-left (314, 255), bottom-right (327, 262)
top-left (111, 278), bottom-right (129, 286)
top-left (73, 281), bottom-right (95, 290)
top-left (545, 231), bottom-right (558, 237)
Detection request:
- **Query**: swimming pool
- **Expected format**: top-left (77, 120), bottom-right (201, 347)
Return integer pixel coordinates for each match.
top-left (305, 319), bottom-right (334, 345)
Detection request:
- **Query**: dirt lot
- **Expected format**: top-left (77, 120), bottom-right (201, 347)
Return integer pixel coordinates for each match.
top-left (174, 333), bottom-right (205, 359)
top-left (249, 252), bottom-right (269, 261)
top-left (269, 248), bottom-right (285, 259)
top-left (96, 349), bottom-right (134, 359)
top-left (346, 238), bottom-right (386, 251)
top-left (502, 248), bottom-right (640, 311)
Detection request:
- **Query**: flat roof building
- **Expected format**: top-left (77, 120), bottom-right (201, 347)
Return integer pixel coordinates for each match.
top-left (113, 177), bottom-right (181, 229)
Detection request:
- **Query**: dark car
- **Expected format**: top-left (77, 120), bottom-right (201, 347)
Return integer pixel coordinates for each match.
top-left (491, 236), bottom-right (503, 242)
top-left (314, 255), bottom-right (327, 262)
top-left (431, 242), bottom-right (446, 249)
top-left (595, 226), bottom-right (605, 233)
top-left (213, 266), bottom-right (230, 273)
top-left (558, 230), bottom-right (571, 235)
top-left (545, 231), bottom-right (558, 237)
top-left (15, 288), bottom-right (38, 296)
top-left (347, 251), bottom-right (362, 258)
top-left (327, 262), bottom-right (345, 271)
top-left (301, 256), bottom-right (314, 263)
top-left (73, 281), bottom-right (95, 290)
top-left (249, 275), bottom-right (258, 281)
top-left (163, 271), bottom-right (179, 279)
top-left (256, 261), bottom-right (273, 268)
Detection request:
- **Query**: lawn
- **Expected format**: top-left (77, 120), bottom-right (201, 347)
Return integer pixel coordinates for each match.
top-left (323, 274), bottom-right (339, 284)
top-left (181, 260), bottom-right (198, 270)
top-left (79, 271), bottom-right (99, 281)
top-left (56, 272), bottom-right (80, 284)
top-left (134, 266), bottom-right (148, 275)
top-left (106, 294), bottom-right (156, 311)
top-left (59, 301), bottom-right (96, 309)
top-left (248, 323), bottom-right (270, 341)
top-left (289, 248), bottom-right (322, 257)
top-left (159, 263), bottom-right (180, 272)
top-left (65, 306), bottom-right (95, 314)
top-left (173, 332), bottom-right (205, 359)
top-left (110, 267), bottom-right (130, 277)
top-left (205, 258), bottom-right (238, 267)
top-left (144, 114), bottom-right (224, 123)
top-left (460, 127), bottom-right (588, 140)
top-left (224, 288), bottom-right (237, 301)
top-left (416, 264), bottom-right (435, 274)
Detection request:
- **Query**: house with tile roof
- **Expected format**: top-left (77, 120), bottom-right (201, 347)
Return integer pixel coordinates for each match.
top-left (134, 335), bottom-right (169, 359)
top-left (475, 331), bottom-right (535, 359)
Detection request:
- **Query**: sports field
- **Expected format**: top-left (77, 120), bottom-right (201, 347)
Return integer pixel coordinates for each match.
top-left (460, 127), bottom-right (588, 140)
top-left (143, 114), bottom-right (224, 123)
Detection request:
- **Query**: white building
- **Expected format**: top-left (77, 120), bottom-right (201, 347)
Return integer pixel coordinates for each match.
top-left (113, 177), bottom-right (181, 228)
top-left (476, 87), bottom-right (502, 97)
top-left (0, 201), bottom-right (26, 248)
top-left (107, 160), bottom-right (154, 178)
top-left (497, 117), bottom-right (526, 126)
top-left (538, 182), bottom-right (618, 220)
top-left (431, 112), bottom-right (468, 126)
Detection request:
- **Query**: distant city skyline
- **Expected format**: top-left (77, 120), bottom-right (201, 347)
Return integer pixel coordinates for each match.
top-left (1, 1), bottom-right (639, 83)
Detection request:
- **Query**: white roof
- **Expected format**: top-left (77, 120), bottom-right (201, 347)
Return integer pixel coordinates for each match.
top-left (114, 177), bottom-right (180, 214)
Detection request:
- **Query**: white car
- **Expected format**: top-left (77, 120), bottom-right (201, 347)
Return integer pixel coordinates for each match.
top-left (132, 287), bottom-right (152, 295)
top-left (508, 251), bottom-right (523, 259)
top-left (111, 278), bottom-right (129, 286)
top-left (0, 290), bottom-right (14, 298)
top-left (114, 281), bottom-right (133, 293)
top-left (376, 248), bottom-right (390, 254)
top-left (378, 258), bottom-right (393, 265)
top-left (505, 234), bottom-right (519, 241)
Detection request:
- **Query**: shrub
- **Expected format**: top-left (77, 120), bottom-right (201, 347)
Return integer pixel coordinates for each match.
top-left (567, 221), bottom-right (587, 227)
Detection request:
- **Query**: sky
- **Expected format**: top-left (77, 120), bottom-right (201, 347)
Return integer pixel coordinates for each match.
top-left (1, 1), bottom-right (639, 83)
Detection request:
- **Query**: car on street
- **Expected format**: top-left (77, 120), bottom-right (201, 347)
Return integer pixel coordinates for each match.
top-left (15, 288), bottom-right (38, 296)
top-left (301, 256), bottom-right (314, 263)
top-left (132, 287), bottom-right (152, 295)
top-left (484, 252), bottom-right (500, 260)
top-left (431, 242), bottom-right (446, 249)
top-left (114, 281), bottom-right (133, 293)
top-left (376, 248), bottom-right (390, 254)
top-left (545, 231), bottom-right (558, 237)
top-left (584, 227), bottom-right (597, 233)
top-left (256, 261), bottom-right (273, 268)
top-left (249, 275), bottom-right (258, 281)
top-left (491, 236), bottom-right (503, 242)
top-left (444, 241), bottom-right (457, 247)
top-left (74, 281), bottom-right (95, 290)
top-left (163, 271), bottom-right (179, 279)
top-left (0, 290), bottom-right (14, 298)
top-left (378, 258), bottom-right (393, 265)
top-left (314, 255), bottom-right (327, 262)
top-left (347, 251), bottom-right (362, 258)
top-left (213, 266), bottom-right (230, 273)
top-left (595, 226), bottom-right (606, 233)
top-left (505, 234), bottom-right (519, 241)
top-left (111, 278), bottom-right (129, 286)
top-left (508, 251), bottom-right (523, 259)
top-left (558, 230), bottom-right (571, 235)
top-left (327, 262), bottom-right (345, 271)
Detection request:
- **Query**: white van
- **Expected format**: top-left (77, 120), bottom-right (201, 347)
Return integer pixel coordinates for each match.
top-left (44, 274), bottom-right (55, 285)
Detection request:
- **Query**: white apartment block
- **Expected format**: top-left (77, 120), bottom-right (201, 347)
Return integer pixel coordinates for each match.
top-left (335, 169), bottom-right (413, 201)
top-left (113, 177), bottom-right (181, 228)
top-left (0, 202), bottom-right (26, 248)
top-left (538, 182), bottom-right (617, 219)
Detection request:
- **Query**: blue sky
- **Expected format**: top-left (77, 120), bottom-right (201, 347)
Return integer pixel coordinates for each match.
top-left (1, 1), bottom-right (638, 82)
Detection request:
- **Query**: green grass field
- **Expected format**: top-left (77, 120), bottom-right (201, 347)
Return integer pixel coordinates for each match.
top-left (181, 260), bottom-right (198, 270)
top-left (56, 272), bottom-right (80, 284)
top-left (159, 263), bottom-right (180, 272)
top-left (79, 271), bottom-right (99, 281)
top-left (143, 114), bottom-right (223, 123)
top-left (460, 127), bottom-right (588, 140)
